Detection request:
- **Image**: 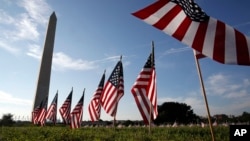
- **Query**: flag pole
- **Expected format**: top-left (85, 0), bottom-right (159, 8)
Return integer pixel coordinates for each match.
top-left (193, 51), bottom-right (215, 141)
top-left (81, 88), bottom-right (85, 124)
top-left (149, 103), bottom-right (152, 134)
top-left (148, 41), bottom-right (155, 134)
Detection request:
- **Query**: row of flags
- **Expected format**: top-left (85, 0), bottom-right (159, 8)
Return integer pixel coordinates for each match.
top-left (31, 51), bottom-right (157, 128)
top-left (32, 89), bottom-right (84, 129)
top-left (89, 51), bottom-right (157, 125)
top-left (32, 0), bottom-right (250, 131)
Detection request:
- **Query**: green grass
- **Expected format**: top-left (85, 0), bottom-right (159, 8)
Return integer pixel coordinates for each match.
top-left (0, 126), bottom-right (229, 141)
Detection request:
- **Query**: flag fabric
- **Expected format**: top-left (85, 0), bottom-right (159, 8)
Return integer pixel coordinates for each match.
top-left (100, 60), bottom-right (124, 117)
top-left (132, 0), bottom-right (250, 65)
top-left (194, 50), bottom-right (206, 59)
top-left (32, 101), bottom-right (43, 124)
top-left (46, 92), bottom-right (58, 124)
top-left (32, 109), bottom-right (39, 124)
top-left (88, 72), bottom-right (105, 122)
top-left (70, 90), bottom-right (85, 129)
top-left (59, 89), bottom-right (72, 124)
top-left (131, 48), bottom-right (158, 125)
top-left (36, 97), bottom-right (48, 126)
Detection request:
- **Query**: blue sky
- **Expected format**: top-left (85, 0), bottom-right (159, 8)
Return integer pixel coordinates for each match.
top-left (0, 0), bottom-right (250, 121)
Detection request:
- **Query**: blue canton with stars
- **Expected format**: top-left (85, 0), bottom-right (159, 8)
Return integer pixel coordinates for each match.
top-left (108, 61), bottom-right (123, 88)
top-left (171, 0), bottom-right (209, 22)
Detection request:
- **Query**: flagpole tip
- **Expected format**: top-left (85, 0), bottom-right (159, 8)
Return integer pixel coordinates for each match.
top-left (120, 55), bottom-right (122, 61)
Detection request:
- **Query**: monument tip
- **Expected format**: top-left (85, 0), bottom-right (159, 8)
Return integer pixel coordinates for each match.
top-left (50, 11), bottom-right (57, 19)
top-left (120, 55), bottom-right (122, 61)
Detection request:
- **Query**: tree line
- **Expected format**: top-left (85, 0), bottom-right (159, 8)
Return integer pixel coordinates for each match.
top-left (154, 102), bottom-right (250, 125)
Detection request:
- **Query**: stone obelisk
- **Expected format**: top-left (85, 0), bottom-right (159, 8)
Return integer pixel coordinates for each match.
top-left (33, 12), bottom-right (57, 110)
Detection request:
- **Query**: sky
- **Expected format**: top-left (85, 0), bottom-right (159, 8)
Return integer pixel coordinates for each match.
top-left (0, 0), bottom-right (250, 122)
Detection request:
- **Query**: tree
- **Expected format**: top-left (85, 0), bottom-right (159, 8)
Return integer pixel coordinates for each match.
top-left (0, 113), bottom-right (15, 126)
top-left (213, 114), bottom-right (229, 123)
top-left (154, 102), bottom-right (199, 125)
top-left (239, 111), bottom-right (250, 123)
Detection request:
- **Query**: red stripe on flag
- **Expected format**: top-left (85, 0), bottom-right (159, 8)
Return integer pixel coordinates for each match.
top-left (235, 30), bottom-right (250, 65)
top-left (192, 22), bottom-right (209, 52)
top-left (153, 5), bottom-right (181, 30)
top-left (213, 21), bottom-right (225, 63)
top-left (132, 0), bottom-right (168, 20)
top-left (88, 88), bottom-right (102, 122)
top-left (105, 90), bottom-right (117, 114)
top-left (173, 17), bottom-right (192, 40)
top-left (131, 89), bottom-right (151, 124)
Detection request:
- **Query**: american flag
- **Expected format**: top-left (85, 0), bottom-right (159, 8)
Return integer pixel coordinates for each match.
top-left (59, 89), bottom-right (72, 124)
top-left (88, 72), bottom-right (105, 122)
top-left (70, 89), bottom-right (85, 129)
top-left (36, 97), bottom-right (48, 126)
top-left (131, 46), bottom-right (157, 125)
top-left (46, 92), bottom-right (58, 124)
top-left (101, 59), bottom-right (124, 117)
top-left (32, 109), bottom-right (39, 124)
top-left (133, 0), bottom-right (250, 65)
top-left (32, 101), bottom-right (43, 124)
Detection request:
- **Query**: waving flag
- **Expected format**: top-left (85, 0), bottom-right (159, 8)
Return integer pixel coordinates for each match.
top-left (101, 58), bottom-right (124, 117)
top-left (46, 91), bottom-right (58, 124)
top-left (133, 0), bottom-right (250, 65)
top-left (88, 71), bottom-right (105, 122)
top-left (59, 88), bottom-right (72, 124)
top-left (36, 97), bottom-right (48, 126)
top-left (32, 100), bottom-right (43, 124)
top-left (70, 89), bottom-right (85, 129)
top-left (131, 45), bottom-right (157, 124)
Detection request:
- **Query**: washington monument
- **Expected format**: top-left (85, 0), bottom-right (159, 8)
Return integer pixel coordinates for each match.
top-left (33, 12), bottom-right (57, 110)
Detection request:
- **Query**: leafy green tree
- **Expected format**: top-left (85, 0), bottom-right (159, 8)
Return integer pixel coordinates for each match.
top-left (154, 102), bottom-right (199, 125)
top-left (239, 111), bottom-right (250, 122)
top-left (0, 113), bottom-right (15, 126)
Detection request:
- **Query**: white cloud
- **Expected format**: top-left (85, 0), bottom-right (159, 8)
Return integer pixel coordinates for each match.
top-left (225, 90), bottom-right (247, 99)
top-left (0, 40), bottom-right (20, 54)
top-left (18, 0), bottom-right (52, 25)
top-left (52, 52), bottom-right (98, 71)
top-left (92, 55), bottom-right (121, 63)
top-left (26, 45), bottom-right (127, 71)
top-left (205, 73), bottom-right (248, 98)
top-left (208, 97), bottom-right (250, 116)
top-left (14, 13), bottom-right (40, 41)
top-left (0, 9), bottom-right (15, 24)
top-left (26, 44), bottom-right (42, 59)
top-left (0, 90), bottom-right (32, 106)
top-left (0, 0), bottom-right (52, 54)
top-left (158, 96), bottom-right (205, 115)
top-left (163, 47), bottom-right (191, 55)
top-left (27, 45), bottom-right (98, 71)
top-left (158, 73), bottom-right (250, 116)
top-left (243, 79), bottom-right (250, 87)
